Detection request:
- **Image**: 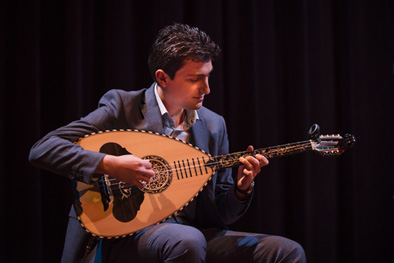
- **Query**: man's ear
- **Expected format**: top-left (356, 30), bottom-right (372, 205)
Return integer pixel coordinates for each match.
top-left (155, 70), bottom-right (169, 88)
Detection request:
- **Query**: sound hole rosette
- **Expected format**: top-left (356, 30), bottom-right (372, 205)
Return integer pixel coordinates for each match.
top-left (140, 155), bottom-right (172, 194)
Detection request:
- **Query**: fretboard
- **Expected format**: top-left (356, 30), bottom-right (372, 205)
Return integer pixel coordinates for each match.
top-left (205, 140), bottom-right (313, 170)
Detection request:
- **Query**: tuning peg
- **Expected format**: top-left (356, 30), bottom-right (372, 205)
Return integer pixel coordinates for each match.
top-left (339, 134), bottom-right (356, 150)
top-left (308, 124), bottom-right (321, 142)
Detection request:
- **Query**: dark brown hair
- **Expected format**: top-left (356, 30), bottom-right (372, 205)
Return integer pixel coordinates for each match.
top-left (148, 23), bottom-right (221, 81)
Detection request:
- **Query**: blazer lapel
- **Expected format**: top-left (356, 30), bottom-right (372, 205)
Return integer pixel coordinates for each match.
top-left (143, 84), bottom-right (211, 153)
top-left (141, 84), bottom-right (166, 134)
top-left (190, 118), bottom-right (210, 154)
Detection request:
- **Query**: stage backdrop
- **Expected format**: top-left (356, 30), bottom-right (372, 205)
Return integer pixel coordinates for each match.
top-left (1, 0), bottom-right (393, 262)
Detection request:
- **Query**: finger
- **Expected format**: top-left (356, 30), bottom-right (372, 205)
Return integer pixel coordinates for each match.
top-left (238, 173), bottom-right (250, 185)
top-left (242, 157), bottom-right (263, 178)
top-left (255, 154), bottom-right (269, 166)
top-left (134, 174), bottom-right (153, 187)
top-left (240, 156), bottom-right (260, 172)
top-left (242, 168), bottom-right (254, 178)
top-left (141, 169), bottom-right (156, 178)
top-left (136, 162), bottom-right (155, 177)
top-left (134, 180), bottom-right (146, 188)
top-left (141, 159), bottom-right (153, 169)
top-left (245, 155), bottom-right (260, 167)
top-left (242, 155), bottom-right (269, 171)
top-left (134, 173), bottom-right (154, 183)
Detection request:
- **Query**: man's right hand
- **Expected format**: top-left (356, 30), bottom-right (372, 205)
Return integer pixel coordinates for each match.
top-left (95, 154), bottom-right (155, 187)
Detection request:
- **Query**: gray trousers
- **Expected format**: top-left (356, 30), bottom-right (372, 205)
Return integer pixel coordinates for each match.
top-left (97, 220), bottom-right (306, 263)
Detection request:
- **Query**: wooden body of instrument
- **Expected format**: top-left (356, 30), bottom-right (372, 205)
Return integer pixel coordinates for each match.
top-left (73, 125), bottom-right (355, 239)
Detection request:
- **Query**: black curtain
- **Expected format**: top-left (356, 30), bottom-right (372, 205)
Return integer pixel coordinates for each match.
top-left (1, 0), bottom-right (393, 262)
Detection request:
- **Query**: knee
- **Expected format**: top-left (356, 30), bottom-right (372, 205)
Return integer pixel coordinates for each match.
top-left (171, 228), bottom-right (207, 258)
top-left (144, 224), bottom-right (206, 262)
top-left (256, 236), bottom-right (306, 263)
top-left (284, 240), bottom-right (306, 262)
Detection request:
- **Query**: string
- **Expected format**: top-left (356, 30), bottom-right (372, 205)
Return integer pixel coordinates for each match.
top-left (104, 140), bottom-right (313, 188)
top-left (106, 161), bottom-right (206, 188)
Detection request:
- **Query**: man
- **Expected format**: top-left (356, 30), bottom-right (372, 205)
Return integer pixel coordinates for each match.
top-left (29, 23), bottom-right (306, 262)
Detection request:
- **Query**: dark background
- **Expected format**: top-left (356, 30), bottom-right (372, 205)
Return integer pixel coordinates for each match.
top-left (1, 0), bottom-right (393, 262)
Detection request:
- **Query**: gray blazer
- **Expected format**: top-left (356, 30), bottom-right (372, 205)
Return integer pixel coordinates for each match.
top-left (29, 84), bottom-right (252, 262)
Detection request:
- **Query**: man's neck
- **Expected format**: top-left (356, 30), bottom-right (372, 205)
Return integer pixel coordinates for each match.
top-left (169, 109), bottom-right (185, 127)
top-left (155, 85), bottom-right (185, 126)
top-left (160, 98), bottom-right (185, 126)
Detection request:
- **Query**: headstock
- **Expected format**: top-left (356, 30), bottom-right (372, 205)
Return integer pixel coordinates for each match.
top-left (308, 124), bottom-right (356, 157)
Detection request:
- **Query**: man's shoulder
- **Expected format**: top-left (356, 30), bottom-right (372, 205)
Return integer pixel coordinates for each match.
top-left (99, 87), bottom-right (151, 105)
top-left (105, 88), bottom-right (146, 98)
top-left (197, 106), bottom-right (225, 124)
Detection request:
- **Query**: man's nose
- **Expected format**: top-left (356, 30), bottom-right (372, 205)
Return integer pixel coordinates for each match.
top-left (201, 77), bottom-right (210, 95)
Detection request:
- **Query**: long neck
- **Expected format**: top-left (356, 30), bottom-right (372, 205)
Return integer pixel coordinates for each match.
top-left (206, 140), bottom-right (313, 170)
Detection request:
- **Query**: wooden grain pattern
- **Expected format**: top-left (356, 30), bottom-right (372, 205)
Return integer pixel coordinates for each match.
top-left (74, 130), bottom-right (213, 238)
top-left (73, 128), bottom-right (354, 238)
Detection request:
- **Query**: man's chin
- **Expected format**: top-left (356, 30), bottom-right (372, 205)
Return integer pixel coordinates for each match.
top-left (194, 103), bottom-right (203, 110)
top-left (186, 102), bottom-right (203, 111)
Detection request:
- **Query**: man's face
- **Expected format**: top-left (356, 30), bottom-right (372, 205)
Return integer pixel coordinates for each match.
top-left (160, 59), bottom-right (212, 112)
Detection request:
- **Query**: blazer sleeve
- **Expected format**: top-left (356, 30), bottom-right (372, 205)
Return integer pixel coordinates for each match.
top-left (28, 89), bottom-right (137, 184)
top-left (195, 110), bottom-right (253, 226)
top-left (213, 118), bottom-right (253, 225)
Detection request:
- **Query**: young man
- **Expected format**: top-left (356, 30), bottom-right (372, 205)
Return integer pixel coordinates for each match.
top-left (30, 23), bottom-right (306, 262)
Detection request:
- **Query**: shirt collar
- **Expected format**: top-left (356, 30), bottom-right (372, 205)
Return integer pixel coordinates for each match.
top-left (154, 83), bottom-right (199, 129)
